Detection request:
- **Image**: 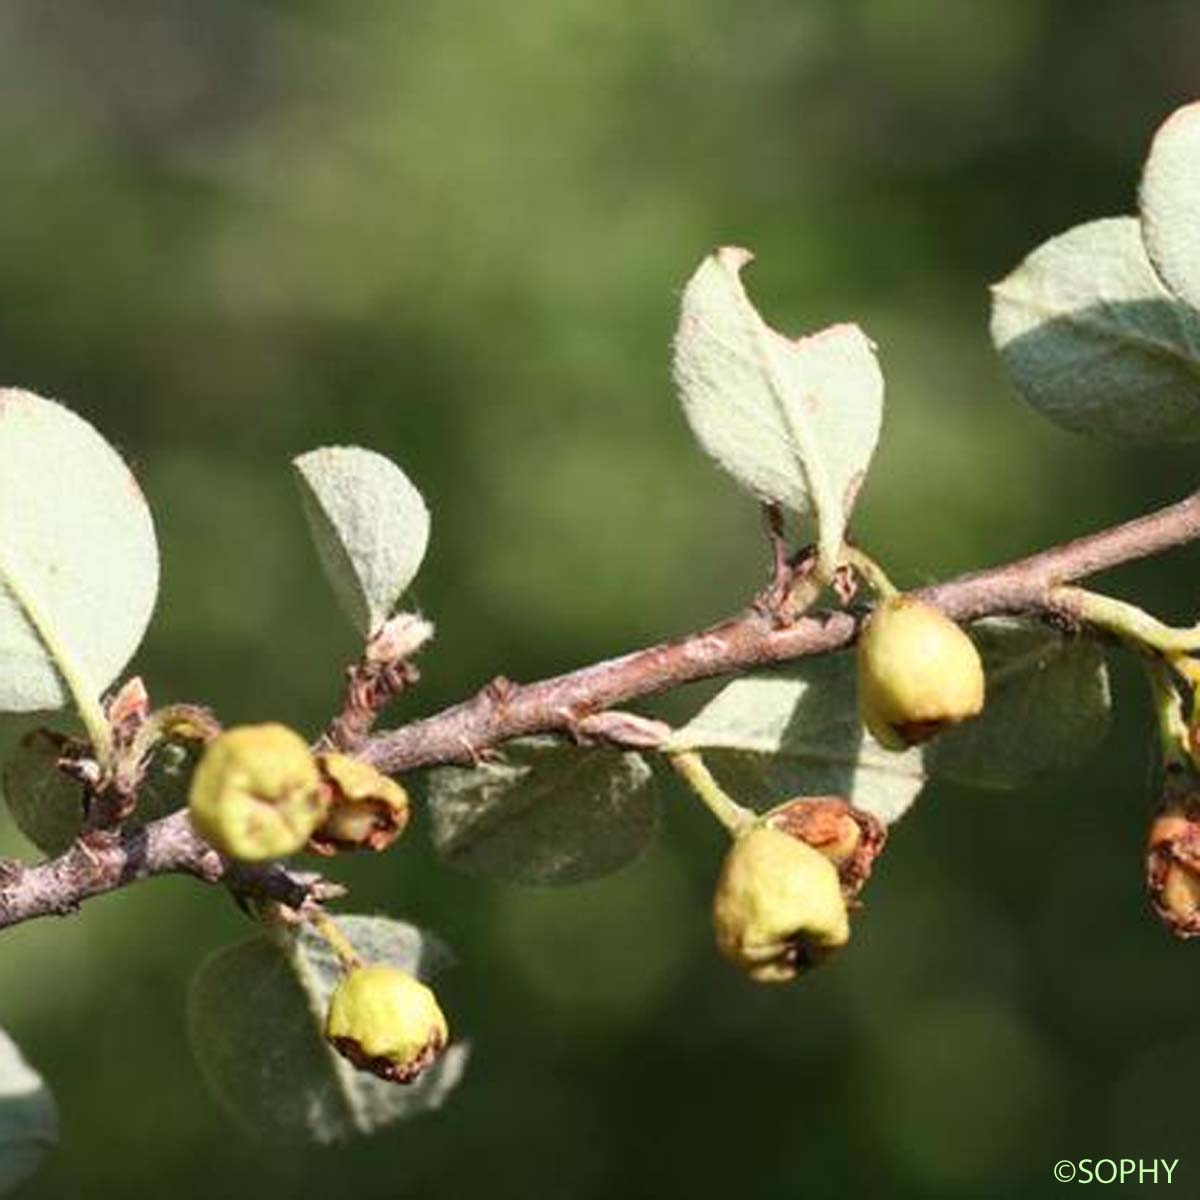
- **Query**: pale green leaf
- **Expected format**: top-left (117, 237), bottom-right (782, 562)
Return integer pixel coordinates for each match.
top-left (1140, 101), bottom-right (1200, 312)
top-left (991, 217), bottom-right (1200, 440)
top-left (293, 446), bottom-right (430, 637)
top-left (672, 247), bottom-right (883, 575)
top-left (927, 619), bottom-right (1111, 789)
top-left (0, 1028), bottom-right (57, 1196)
top-left (427, 737), bottom-right (658, 884)
top-left (0, 390), bottom-right (159, 713)
top-left (666, 654), bottom-right (926, 825)
top-left (188, 916), bottom-right (467, 1144)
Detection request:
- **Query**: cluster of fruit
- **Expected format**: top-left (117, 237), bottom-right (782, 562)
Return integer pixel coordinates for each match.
top-left (713, 594), bottom-right (984, 981)
top-left (182, 594), bottom-right (986, 1084)
top-left (186, 723), bottom-right (445, 1083)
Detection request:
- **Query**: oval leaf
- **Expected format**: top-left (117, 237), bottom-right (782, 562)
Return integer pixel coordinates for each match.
top-left (427, 737), bottom-right (658, 884)
top-left (672, 247), bottom-right (883, 576)
top-left (927, 618), bottom-right (1111, 789)
top-left (666, 654), bottom-right (926, 825)
top-left (188, 916), bottom-right (467, 1144)
top-left (1140, 101), bottom-right (1200, 312)
top-left (1, 729), bottom-right (84, 857)
top-left (293, 446), bottom-right (430, 637)
top-left (0, 1028), bottom-right (57, 1196)
top-left (0, 390), bottom-right (159, 712)
top-left (991, 217), bottom-right (1200, 441)
top-left (3, 730), bottom-right (199, 858)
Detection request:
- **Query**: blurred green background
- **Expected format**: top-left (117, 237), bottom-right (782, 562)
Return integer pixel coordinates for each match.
top-left (2, 1), bottom-right (1200, 1196)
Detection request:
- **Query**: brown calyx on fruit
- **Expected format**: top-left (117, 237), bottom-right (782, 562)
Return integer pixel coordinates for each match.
top-left (308, 753), bottom-right (410, 855)
top-left (1147, 794), bottom-right (1200, 938)
top-left (765, 795), bottom-right (886, 900)
top-left (327, 1032), bottom-right (445, 1084)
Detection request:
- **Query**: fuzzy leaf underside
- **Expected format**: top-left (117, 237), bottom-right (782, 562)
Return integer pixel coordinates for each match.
top-left (1140, 101), bottom-right (1200, 314)
top-left (928, 619), bottom-right (1111, 789)
top-left (672, 247), bottom-right (883, 575)
top-left (428, 737), bottom-right (658, 884)
top-left (991, 217), bottom-right (1200, 441)
top-left (294, 446), bottom-right (430, 637)
top-left (0, 390), bottom-right (159, 712)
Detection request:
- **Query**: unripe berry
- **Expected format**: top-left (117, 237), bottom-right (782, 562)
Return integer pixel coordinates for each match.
top-left (187, 723), bottom-right (326, 861)
top-left (325, 964), bottom-right (449, 1083)
top-left (712, 825), bottom-right (850, 983)
top-left (309, 753), bottom-right (410, 855)
top-left (856, 595), bottom-right (984, 749)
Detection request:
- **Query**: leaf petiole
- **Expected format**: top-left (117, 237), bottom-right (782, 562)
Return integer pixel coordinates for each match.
top-left (839, 546), bottom-right (898, 599)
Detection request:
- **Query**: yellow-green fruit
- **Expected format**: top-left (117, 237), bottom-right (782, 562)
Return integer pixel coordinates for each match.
top-left (712, 825), bottom-right (850, 983)
top-left (309, 753), bottom-right (410, 855)
top-left (325, 965), bottom-right (449, 1083)
top-left (857, 595), bottom-right (984, 750)
top-left (187, 723), bottom-right (326, 861)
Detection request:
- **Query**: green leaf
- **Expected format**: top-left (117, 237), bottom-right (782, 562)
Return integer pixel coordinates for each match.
top-left (427, 737), bottom-right (658, 884)
top-left (2, 731), bottom-right (199, 858)
top-left (990, 217), bottom-right (1200, 441)
top-left (293, 446), bottom-right (430, 637)
top-left (672, 247), bottom-right (883, 576)
top-left (666, 654), bottom-right (926, 825)
top-left (927, 619), bottom-right (1111, 789)
top-left (1, 730), bottom-right (84, 857)
top-left (1140, 102), bottom-right (1200, 312)
top-left (188, 916), bottom-right (467, 1144)
top-left (0, 390), bottom-right (159, 719)
top-left (0, 1028), bottom-right (57, 1196)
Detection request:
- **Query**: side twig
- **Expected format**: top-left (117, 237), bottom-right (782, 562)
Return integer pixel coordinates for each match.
top-left (360, 490), bottom-right (1200, 774)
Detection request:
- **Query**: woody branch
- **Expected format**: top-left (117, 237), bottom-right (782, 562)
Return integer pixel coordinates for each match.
top-left (1, 488), bottom-right (1199, 931)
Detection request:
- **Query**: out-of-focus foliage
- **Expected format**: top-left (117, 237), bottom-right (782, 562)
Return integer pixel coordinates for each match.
top-left (0, 1028), bottom-right (57, 1195)
top-left (2, 1), bottom-right (1200, 1196)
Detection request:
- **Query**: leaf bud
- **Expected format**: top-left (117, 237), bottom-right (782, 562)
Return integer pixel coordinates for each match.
top-left (765, 795), bottom-right (886, 898)
top-left (857, 595), bottom-right (985, 749)
top-left (309, 753), bottom-right (410, 855)
top-left (325, 964), bottom-right (449, 1083)
top-left (712, 824), bottom-right (850, 984)
top-left (187, 723), bottom-right (326, 861)
top-left (366, 612), bottom-right (435, 665)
